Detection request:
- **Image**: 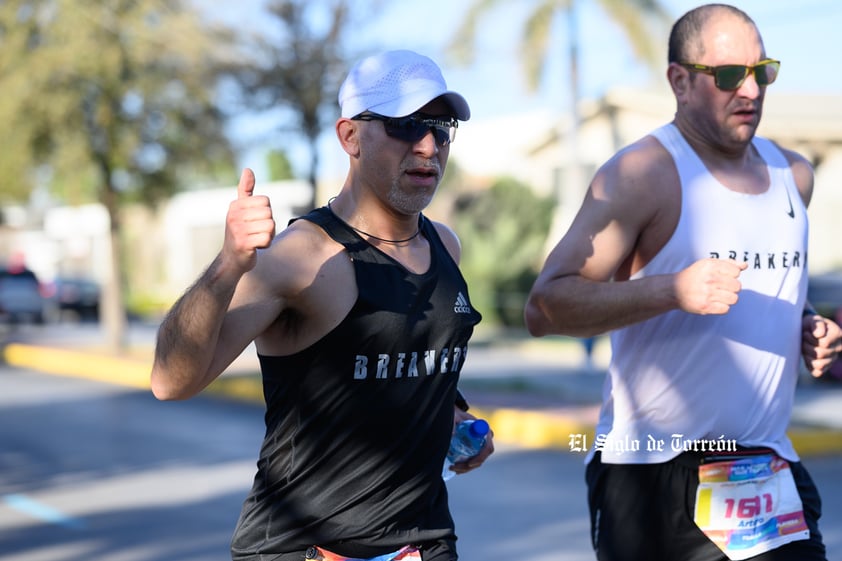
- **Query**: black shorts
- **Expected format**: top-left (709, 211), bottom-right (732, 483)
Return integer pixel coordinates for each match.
top-left (585, 451), bottom-right (826, 561)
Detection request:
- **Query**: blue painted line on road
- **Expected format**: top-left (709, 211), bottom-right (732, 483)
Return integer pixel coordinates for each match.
top-left (3, 494), bottom-right (86, 530)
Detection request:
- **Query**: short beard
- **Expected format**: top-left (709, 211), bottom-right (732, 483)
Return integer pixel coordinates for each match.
top-left (386, 183), bottom-right (437, 215)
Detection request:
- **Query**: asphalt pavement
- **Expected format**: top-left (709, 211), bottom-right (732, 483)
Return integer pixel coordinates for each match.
top-left (3, 322), bottom-right (842, 458)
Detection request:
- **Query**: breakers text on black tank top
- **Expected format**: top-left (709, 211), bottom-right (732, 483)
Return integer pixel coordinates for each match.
top-left (230, 207), bottom-right (482, 560)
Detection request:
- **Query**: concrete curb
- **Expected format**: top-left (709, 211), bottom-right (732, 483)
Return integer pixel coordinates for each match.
top-left (5, 342), bottom-right (842, 458)
top-left (4, 343), bottom-right (152, 390)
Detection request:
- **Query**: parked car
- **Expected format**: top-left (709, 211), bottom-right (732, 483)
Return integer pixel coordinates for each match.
top-left (48, 277), bottom-right (100, 321)
top-left (0, 267), bottom-right (46, 324)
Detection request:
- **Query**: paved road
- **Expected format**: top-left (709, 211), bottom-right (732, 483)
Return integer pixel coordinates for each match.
top-left (1, 365), bottom-right (842, 561)
top-left (0, 365), bottom-right (587, 561)
top-left (0, 366), bottom-right (261, 561)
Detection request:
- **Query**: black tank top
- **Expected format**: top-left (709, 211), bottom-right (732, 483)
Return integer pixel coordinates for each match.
top-left (231, 207), bottom-right (482, 559)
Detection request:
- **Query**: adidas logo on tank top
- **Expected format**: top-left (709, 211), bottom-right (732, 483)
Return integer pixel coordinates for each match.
top-left (453, 291), bottom-right (472, 314)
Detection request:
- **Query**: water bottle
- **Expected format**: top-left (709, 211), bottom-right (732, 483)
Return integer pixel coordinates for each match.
top-left (442, 419), bottom-right (490, 481)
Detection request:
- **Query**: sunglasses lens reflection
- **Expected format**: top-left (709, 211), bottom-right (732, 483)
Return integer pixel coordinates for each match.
top-left (353, 113), bottom-right (457, 146)
top-left (715, 66), bottom-right (749, 89)
top-left (756, 62), bottom-right (779, 86)
top-left (715, 61), bottom-right (779, 90)
top-left (385, 118), bottom-right (453, 146)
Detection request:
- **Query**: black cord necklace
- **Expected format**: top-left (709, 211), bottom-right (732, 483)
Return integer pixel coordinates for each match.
top-left (327, 198), bottom-right (422, 245)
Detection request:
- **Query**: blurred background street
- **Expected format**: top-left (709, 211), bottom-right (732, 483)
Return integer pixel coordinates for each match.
top-left (2, 322), bottom-right (842, 561)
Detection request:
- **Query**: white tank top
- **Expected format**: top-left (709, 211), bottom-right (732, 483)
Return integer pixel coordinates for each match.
top-left (592, 123), bottom-right (809, 464)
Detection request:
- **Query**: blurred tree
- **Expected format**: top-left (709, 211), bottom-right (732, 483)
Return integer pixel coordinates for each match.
top-left (266, 149), bottom-right (295, 181)
top-left (226, 0), bottom-right (363, 209)
top-left (450, 0), bottom-right (671, 93)
top-left (0, 0), bottom-right (238, 351)
top-left (449, 0), bottom-right (672, 253)
top-left (451, 177), bottom-right (555, 327)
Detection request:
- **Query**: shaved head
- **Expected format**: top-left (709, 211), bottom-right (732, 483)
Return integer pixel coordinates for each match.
top-left (668, 4), bottom-right (758, 63)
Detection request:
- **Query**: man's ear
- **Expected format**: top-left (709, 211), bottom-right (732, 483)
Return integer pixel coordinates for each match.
top-left (336, 118), bottom-right (360, 157)
top-left (667, 62), bottom-right (690, 103)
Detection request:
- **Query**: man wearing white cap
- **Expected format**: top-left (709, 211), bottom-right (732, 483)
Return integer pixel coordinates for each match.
top-left (151, 50), bottom-right (493, 561)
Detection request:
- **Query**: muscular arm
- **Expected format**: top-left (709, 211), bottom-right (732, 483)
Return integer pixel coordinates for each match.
top-left (525, 138), bottom-right (745, 338)
top-left (151, 169), bottom-right (278, 400)
top-left (152, 256), bottom-right (264, 400)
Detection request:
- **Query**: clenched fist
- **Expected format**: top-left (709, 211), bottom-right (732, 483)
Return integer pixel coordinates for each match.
top-left (674, 258), bottom-right (747, 315)
top-left (802, 313), bottom-right (842, 378)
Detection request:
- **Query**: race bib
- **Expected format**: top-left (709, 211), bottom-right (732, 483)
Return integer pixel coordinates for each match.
top-left (694, 454), bottom-right (809, 560)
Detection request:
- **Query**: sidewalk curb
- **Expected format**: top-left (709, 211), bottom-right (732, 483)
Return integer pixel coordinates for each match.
top-left (3, 343), bottom-right (152, 390)
top-left (5, 343), bottom-right (842, 458)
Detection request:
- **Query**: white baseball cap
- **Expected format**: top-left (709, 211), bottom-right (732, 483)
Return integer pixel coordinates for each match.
top-left (338, 50), bottom-right (470, 121)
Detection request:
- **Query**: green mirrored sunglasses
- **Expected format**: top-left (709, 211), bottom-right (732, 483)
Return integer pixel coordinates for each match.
top-left (679, 59), bottom-right (780, 91)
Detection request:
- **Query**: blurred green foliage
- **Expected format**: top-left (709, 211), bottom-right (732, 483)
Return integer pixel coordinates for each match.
top-left (0, 0), bottom-right (238, 207)
top-left (451, 177), bottom-right (555, 327)
top-left (0, 0), bottom-right (241, 349)
top-left (266, 149), bottom-right (295, 181)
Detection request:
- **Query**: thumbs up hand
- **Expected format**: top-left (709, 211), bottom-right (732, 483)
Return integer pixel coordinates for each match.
top-left (224, 168), bottom-right (276, 274)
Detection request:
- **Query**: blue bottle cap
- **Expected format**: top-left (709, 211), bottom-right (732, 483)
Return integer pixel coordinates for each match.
top-left (469, 419), bottom-right (490, 438)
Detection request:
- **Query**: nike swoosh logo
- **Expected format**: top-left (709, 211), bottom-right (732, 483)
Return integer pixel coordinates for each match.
top-left (785, 187), bottom-right (795, 218)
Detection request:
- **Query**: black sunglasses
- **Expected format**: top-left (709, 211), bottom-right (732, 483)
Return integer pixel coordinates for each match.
top-left (679, 59), bottom-right (780, 91)
top-left (351, 112), bottom-right (458, 147)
